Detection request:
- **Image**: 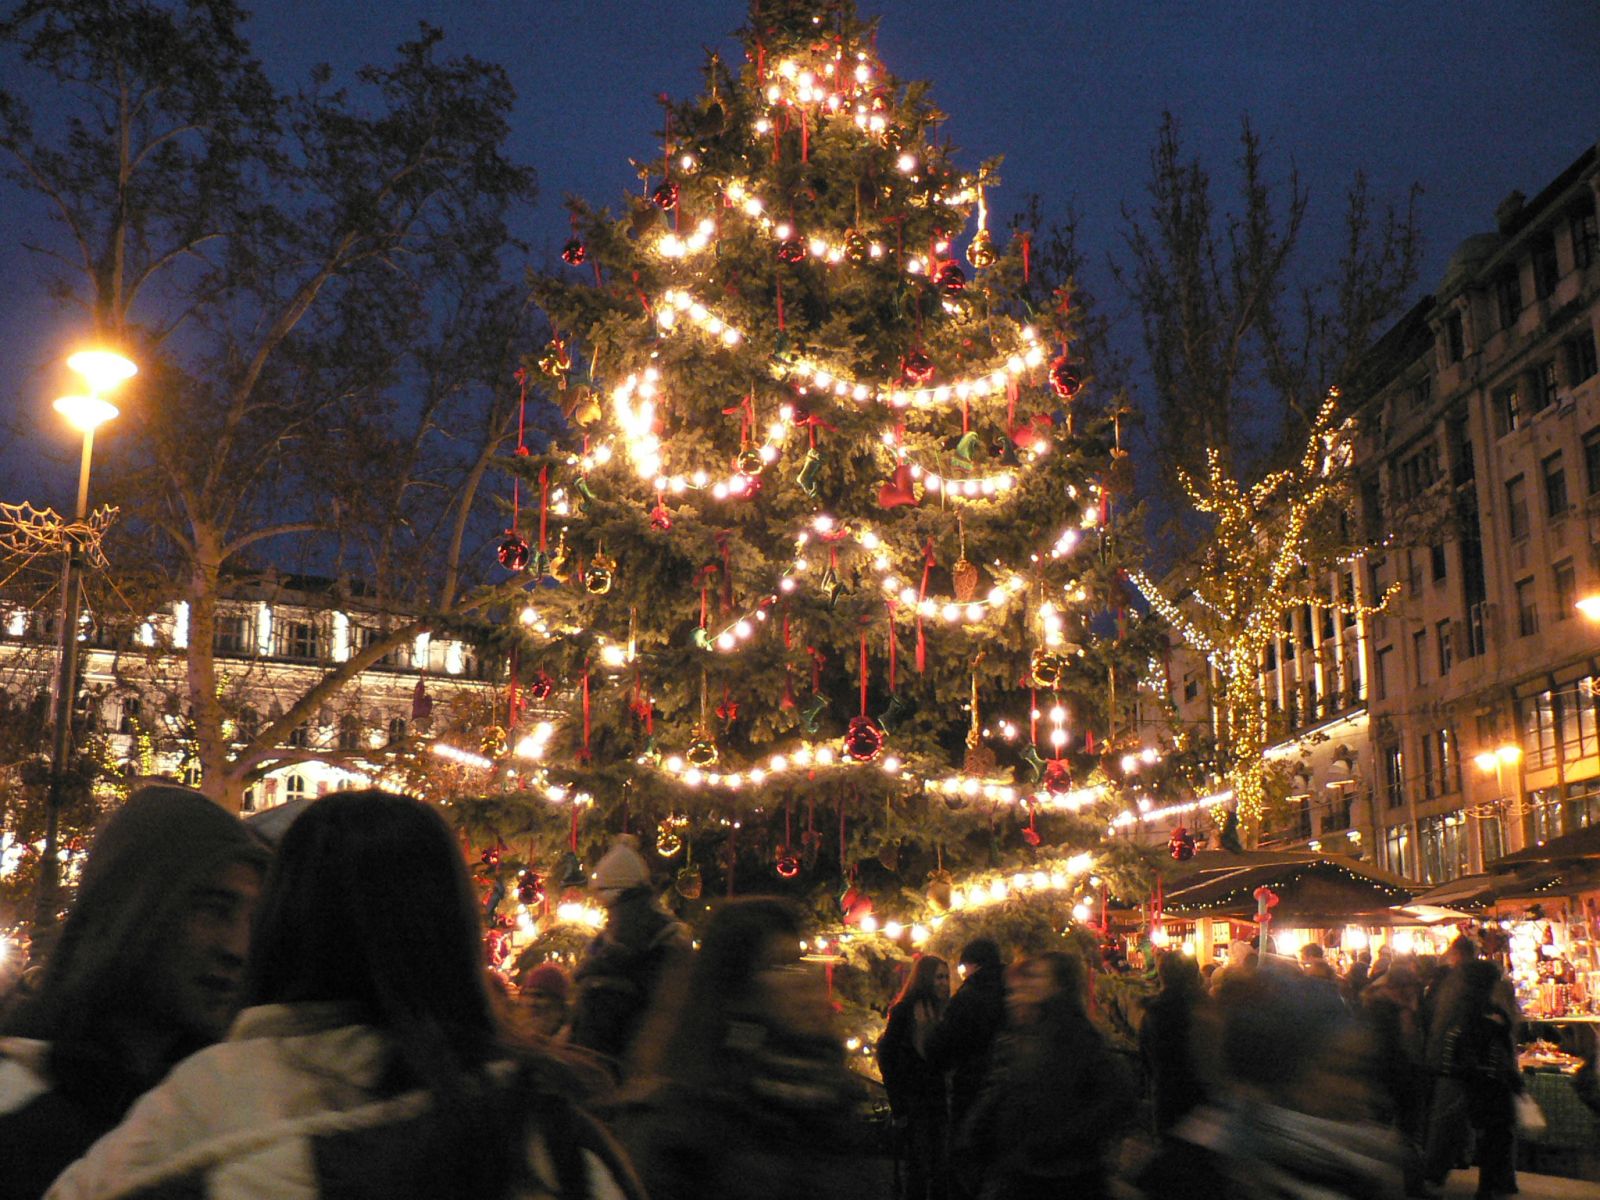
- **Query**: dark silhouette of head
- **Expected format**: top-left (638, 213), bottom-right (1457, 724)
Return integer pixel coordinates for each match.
top-left (958, 936), bottom-right (1003, 975)
top-left (892, 954), bottom-right (950, 1009)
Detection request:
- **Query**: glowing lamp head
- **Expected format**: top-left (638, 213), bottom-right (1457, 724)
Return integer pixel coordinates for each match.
top-left (67, 349), bottom-right (137, 394)
top-left (53, 394), bottom-right (120, 433)
top-left (1577, 594), bottom-right (1600, 621)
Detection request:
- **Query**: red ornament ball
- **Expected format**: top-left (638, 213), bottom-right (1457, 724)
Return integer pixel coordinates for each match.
top-left (497, 534), bottom-right (530, 571)
top-left (1169, 826), bottom-right (1196, 862)
top-left (935, 261), bottom-right (967, 294)
top-left (1048, 354), bottom-right (1083, 400)
top-left (526, 672), bottom-right (555, 702)
top-left (1043, 758), bottom-right (1073, 796)
top-left (776, 238), bottom-right (808, 265)
top-left (517, 870), bottom-right (545, 906)
top-left (561, 238), bottom-right (588, 266)
top-left (840, 885), bottom-right (874, 926)
top-left (843, 715), bottom-right (886, 762)
top-left (775, 851), bottom-right (801, 879)
top-left (651, 179), bottom-right (679, 210)
top-left (649, 503), bottom-right (673, 531)
top-left (900, 350), bottom-right (935, 386)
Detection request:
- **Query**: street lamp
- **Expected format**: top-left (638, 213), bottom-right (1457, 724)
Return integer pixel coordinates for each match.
top-left (1577, 593), bottom-right (1600, 622)
top-left (34, 348), bottom-right (135, 934)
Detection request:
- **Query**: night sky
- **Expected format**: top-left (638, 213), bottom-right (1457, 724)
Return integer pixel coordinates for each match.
top-left (5, 0), bottom-right (1600, 504)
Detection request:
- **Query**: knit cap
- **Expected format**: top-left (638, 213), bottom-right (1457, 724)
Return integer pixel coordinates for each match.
top-left (589, 835), bottom-right (650, 898)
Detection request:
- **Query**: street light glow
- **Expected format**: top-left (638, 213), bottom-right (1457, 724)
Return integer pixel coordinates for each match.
top-left (52, 394), bottom-right (120, 433)
top-left (1576, 594), bottom-right (1600, 621)
top-left (66, 349), bottom-right (137, 394)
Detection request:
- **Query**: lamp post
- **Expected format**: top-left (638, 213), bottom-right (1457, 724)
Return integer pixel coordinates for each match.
top-left (33, 350), bottom-right (135, 934)
top-left (1472, 742), bottom-right (1523, 869)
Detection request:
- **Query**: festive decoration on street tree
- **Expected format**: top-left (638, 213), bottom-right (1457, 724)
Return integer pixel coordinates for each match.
top-left (1169, 826), bottom-right (1195, 861)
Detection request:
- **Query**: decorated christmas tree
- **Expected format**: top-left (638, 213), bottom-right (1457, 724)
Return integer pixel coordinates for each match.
top-left (447, 0), bottom-right (1180, 1002)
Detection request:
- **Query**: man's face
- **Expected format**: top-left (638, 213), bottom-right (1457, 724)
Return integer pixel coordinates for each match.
top-left (147, 859), bottom-right (262, 1042)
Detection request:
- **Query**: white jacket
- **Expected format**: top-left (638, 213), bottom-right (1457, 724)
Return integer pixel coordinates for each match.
top-left (46, 1004), bottom-right (628, 1200)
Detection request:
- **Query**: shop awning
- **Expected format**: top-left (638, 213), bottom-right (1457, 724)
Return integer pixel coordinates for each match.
top-left (1161, 857), bottom-right (1414, 924)
top-left (1488, 823), bottom-right (1600, 869)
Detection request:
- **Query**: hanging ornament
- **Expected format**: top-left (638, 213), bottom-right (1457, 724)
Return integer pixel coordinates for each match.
top-left (820, 565), bottom-right (850, 609)
top-left (557, 850), bottom-right (586, 890)
top-left (1030, 648), bottom-right (1067, 689)
top-left (480, 839), bottom-right (507, 867)
top-left (943, 294), bottom-right (975, 323)
top-left (843, 714), bottom-right (885, 762)
top-left (775, 849), bottom-right (801, 879)
top-left (497, 533), bottom-right (531, 572)
top-left (1169, 826), bottom-right (1196, 862)
top-left (561, 237), bottom-right (588, 266)
top-left (569, 389), bottom-right (603, 427)
top-left (675, 863), bottom-right (703, 899)
top-left (796, 447), bottom-right (823, 497)
top-left (651, 179), bottom-right (680, 210)
top-left (951, 430), bottom-right (981, 463)
top-left (800, 692), bottom-right (829, 733)
top-left (517, 870), bottom-right (545, 906)
top-left (963, 658), bottom-right (996, 774)
top-left (1043, 757), bottom-right (1072, 796)
top-left (843, 229), bottom-right (870, 264)
top-left (1105, 447), bottom-right (1135, 497)
top-left (935, 261), bottom-right (967, 295)
top-left (1021, 743), bottom-right (1047, 782)
top-left (547, 532), bottom-right (572, 582)
top-left (583, 550), bottom-right (616, 595)
top-left (685, 731), bottom-right (719, 768)
top-left (840, 883), bottom-right (874, 926)
top-left (877, 840), bottom-right (900, 873)
top-left (538, 340), bottom-right (572, 380)
top-left (1048, 354), bottom-right (1083, 401)
top-left (927, 868), bottom-right (954, 911)
top-left (967, 228), bottom-right (996, 269)
top-left (952, 557), bottom-right (980, 602)
top-left (877, 692), bottom-right (916, 732)
top-left (900, 350), bottom-right (935, 386)
top-left (1021, 802), bottom-right (1042, 847)
top-left (527, 672), bottom-right (555, 702)
top-left (649, 503), bottom-right (673, 532)
top-left (877, 462), bottom-right (919, 508)
top-left (480, 726), bottom-right (509, 759)
top-left (776, 238), bottom-right (808, 265)
top-left (657, 813), bottom-right (688, 858)
top-left (736, 442), bottom-right (766, 476)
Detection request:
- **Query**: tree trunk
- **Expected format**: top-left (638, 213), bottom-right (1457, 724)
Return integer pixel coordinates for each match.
top-left (184, 527), bottom-right (240, 811)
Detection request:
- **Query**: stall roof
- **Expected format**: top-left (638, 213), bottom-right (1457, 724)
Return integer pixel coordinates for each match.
top-left (1413, 860), bottom-right (1600, 907)
top-left (1489, 823), bottom-right (1600, 869)
top-left (1162, 857), bottom-right (1414, 924)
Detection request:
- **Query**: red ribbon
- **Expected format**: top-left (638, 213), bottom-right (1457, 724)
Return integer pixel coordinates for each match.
top-left (579, 665), bottom-right (592, 763)
top-left (696, 563), bottom-right (720, 628)
top-left (859, 632), bottom-right (869, 717)
top-left (885, 601), bottom-right (898, 692)
top-left (800, 108), bottom-right (809, 162)
top-left (776, 277), bottom-right (785, 330)
top-left (1020, 232), bottom-right (1032, 282)
top-left (511, 369), bottom-right (528, 532)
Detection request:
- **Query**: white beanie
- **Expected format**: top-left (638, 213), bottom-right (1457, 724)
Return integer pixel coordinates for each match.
top-left (590, 835), bottom-right (650, 896)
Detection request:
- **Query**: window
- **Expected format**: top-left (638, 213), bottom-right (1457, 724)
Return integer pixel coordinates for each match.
top-left (1383, 823), bottom-right (1414, 879)
top-left (213, 614), bottom-right (250, 655)
top-left (1437, 619), bottom-right (1453, 675)
top-left (1448, 409), bottom-right (1474, 483)
top-left (1480, 815), bottom-right (1505, 866)
top-left (1430, 543), bottom-right (1447, 583)
top-left (1532, 232), bottom-right (1560, 299)
top-left (1183, 674), bottom-right (1200, 702)
top-left (1411, 376), bottom-right (1432, 410)
top-left (1396, 444), bottom-right (1440, 500)
top-left (1574, 203), bottom-right (1599, 270)
top-left (1554, 559), bottom-right (1576, 621)
top-left (1412, 629), bottom-right (1427, 686)
top-left (1567, 779), bottom-right (1600, 831)
top-left (234, 706), bottom-right (260, 743)
top-left (357, 624), bottom-right (409, 668)
top-left (1519, 689), bottom-right (1560, 769)
top-left (387, 716), bottom-right (408, 745)
top-left (1406, 551), bottom-right (1423, 597)
top-left (1530, 787), bottom-right (1562, 843)
top-left (1505, 475), bottom-right (1529, 539)
top-left (1569, 329), bottom-right (1598, 386)
top-left (1420, 727), bottom-right (1460, 798)
top-left (288, 723), bottom-right (310, 749)
top-left (276, 619), bottom-right (324, 661)
top-left (1418, 814), bottom-right (1470, 884)
top-left (1443, 310), bottom-right (1465, 363)
top-left (1585, 428), bottom-right (1600, 495)
top-left (1515, 576), bottom-right (1539, 637)
top-left (1494, 384), bottom-right (1521, 436)
top-left (181, 762), bottom-right (202, 788)
top-left (1495, 268), bottom-right (1522, 328)
top-left (1543, 452), bottom-right (1569, 517)
top-left (1382, 741), bottom-right (1406, 810)
top-left (1532, 359), bottom-right (1559, 411)
top-left (117, 695), bottom-right (141, 734)
top-left (285, 774), bottom-right (308, 803)
top-left (1375, 645), bottom-right (1394, 701)
top-left (337, 714), bottom-right (361, 751)
top-left (1420, 733), bottom-right (1437, 801)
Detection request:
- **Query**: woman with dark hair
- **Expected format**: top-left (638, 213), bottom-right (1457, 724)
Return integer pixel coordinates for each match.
top-left (47, 790), bottom-right (641, 1200)
top-left (878, 955), bottom-right (952, 1200)
top-left (962, 951), bottom-right (1132, 1200)
top-left (615, 896), bottom-right (875, 1200)
top-left (1138, 951), bottom-right (1209, 1137)
top-left (1437, 959), bottom-right (1521, 1199)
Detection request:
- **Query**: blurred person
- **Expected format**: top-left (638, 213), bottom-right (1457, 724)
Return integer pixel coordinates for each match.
top-left (1344, 950), bottom-right (1373, 1006)
top-left (1298, 942), bottom-right (1345, 1006)
top-left (521, 963), bottom-right (573, 1041)
top-left (1430, 959), bottom-right (1522, 1199)
top-left (572, 836), bottom-right (689, 1075)
top-left (46, 790), bottom-right (642, 1200)
top-left (1208, 940), bottom-right (1255, 995)
top-left (1361, 959), bottom-right (1429, 1196)
top-left (1135, 963), bottom-right (1403, 1199)
top-left (0, 786), bottom-right (267, 1200)
top-left (614, 897), bottom-right (875, 1200)
top-left (1139, 951), bottom-right (1210, 1137)
top-left (962, 951), bottom-right (1132, 1200)
top-left (925, 938), bottom-right (1008, 1145)
top-left (878, 955), bottom-right (952, 1200)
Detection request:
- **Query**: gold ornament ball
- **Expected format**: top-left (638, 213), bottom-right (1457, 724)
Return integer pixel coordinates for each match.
top-left (966, 229), bottom-right (996, 269)
top-left (686, 736), bottom-right (719, 768)
top-left (843, 230), bottom-right (870, 265)
top-left (583, 551), bottom-right (615, 595)
top-left (736, 444), bottom-right (765, 475)
top-left (952, 556), bottom-right (980, 603)
top-left (480, 726), bottom-right (508, 759)
top-left (1030, 648), bottom-right (1067, 689)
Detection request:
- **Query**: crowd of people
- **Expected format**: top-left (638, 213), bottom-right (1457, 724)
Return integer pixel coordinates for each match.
top-left (1, 785), bottom-right (1594, 1199)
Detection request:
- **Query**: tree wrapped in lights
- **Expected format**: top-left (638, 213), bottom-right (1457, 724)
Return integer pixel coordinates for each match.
top-left (464, 0), bottom-right (1172, 964)
top-left (1130, 388), bottom-right (1394, 837)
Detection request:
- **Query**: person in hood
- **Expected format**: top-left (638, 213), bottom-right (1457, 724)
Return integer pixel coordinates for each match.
top-left (571, 836), bottom-right (689, 1075)
top-left (45, 789), bottom-right (643, 1200)
top-left (0, 785), bottom-right (268, 1200)
top-left (925, 937), bottom-right (1008, 1197)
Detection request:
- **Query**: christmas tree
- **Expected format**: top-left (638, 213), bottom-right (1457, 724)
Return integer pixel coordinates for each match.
top-left (451, 0), bottom-right (1178, 1001)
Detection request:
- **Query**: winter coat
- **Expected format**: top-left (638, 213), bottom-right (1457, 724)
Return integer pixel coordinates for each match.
top-left (1138, 988), bottom-right (1208, 1135)
top-left (0, 1037), bottom-right (141, 1200)
top-left (877, 1000), bottom-right (947, 1120)
top-left (572, 890), bottom-right (690, 1067)
top-left (44, 1004), bottom-right (640, 1200)
top-left (924, 966), bottom-right (1006, 1128)
top-left (962, 1003), bottom-right (1134, 1198)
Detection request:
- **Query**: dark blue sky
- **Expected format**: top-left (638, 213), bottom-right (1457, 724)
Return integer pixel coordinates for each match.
top-left (6, 0), bottom-right (1600, 503)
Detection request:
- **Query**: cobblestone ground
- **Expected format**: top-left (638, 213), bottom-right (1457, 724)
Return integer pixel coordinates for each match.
top-left (1439, 1171), bottom-right (1598, 1197)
